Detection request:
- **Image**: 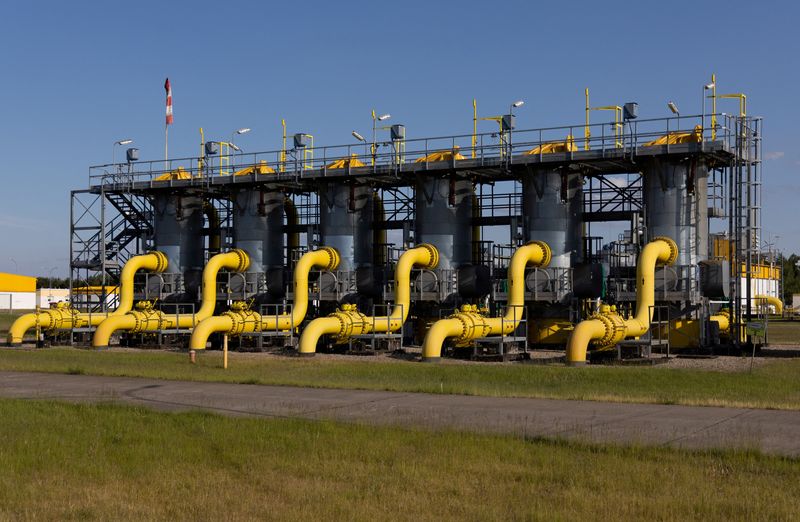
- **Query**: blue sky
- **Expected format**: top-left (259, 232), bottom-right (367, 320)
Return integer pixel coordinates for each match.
top-left (0, 0), bottom-right (797, 276)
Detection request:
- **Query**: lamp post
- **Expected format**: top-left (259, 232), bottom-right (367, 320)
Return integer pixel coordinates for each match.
top-left (508, 100), bottom-right (524, 154)
top-left (668, 101), bottom-right (680, 132)
top-left (113, 139), bottom-right (133, 165)
top-left (702, 81), bottom-right (715, 140)
top-left (352, 131), bottom-right (368, 159)
top-left (10, 258), bottom-right (18, 273)
top-left (231, 127), bottom-right (251, 149)
top-left (371, 110), bottom-right (391, 166)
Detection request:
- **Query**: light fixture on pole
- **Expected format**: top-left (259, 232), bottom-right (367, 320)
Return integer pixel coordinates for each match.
top-left (113, 139), bottom-right (133, 165)
top-left (667, 101), bottom-right (680, 116)
top-left (231, 127), bottom-right (251, 148)
top-left (668, 101), bottom-right (680, 131)
top-left (702, 82), bottom-right (715, 140)
top-left (510, 100), bottom-right (524, 114)
top-left (352, 130), bottom-right (368, 158)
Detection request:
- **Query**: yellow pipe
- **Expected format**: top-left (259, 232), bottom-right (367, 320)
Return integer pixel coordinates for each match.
top-left (566, 237), bottom-right (678, 365)
top-left (6, 252), bottom-right (168, 346)
top-left (189, 247), bottom-right (340, 351)
top-left (755, 295), bottom-right (783, 315)
top-left (421, 241), bottom-right (551, 361)
top-left (297, 244), bottom-right (439, 356)
top-left (92, 249), bottom-right (250, 349)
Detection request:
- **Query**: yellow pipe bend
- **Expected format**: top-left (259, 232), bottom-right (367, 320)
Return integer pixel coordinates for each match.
top-left (755, 295), bottom-right (783, 315)
top-left (297, 244), bottom-right (439, 356)
top-left (421, 240), bottom-right (551, 361)
top-left (710, 311), bottom-right (730, 333)
top-left (6, 252), bottom-right (168, 347)
top-left (92, 249), bottom-right (250, 349)
top-left (565, 237), bottom-right (678, 366)
top-left (189, 247), bottom-right (340, 351)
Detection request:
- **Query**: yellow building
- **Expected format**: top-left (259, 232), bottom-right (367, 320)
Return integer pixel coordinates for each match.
top-left (0, 272), bottom-right (37, 310)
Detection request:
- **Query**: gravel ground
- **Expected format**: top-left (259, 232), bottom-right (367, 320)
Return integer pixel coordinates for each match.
top-left (38, 343), bottom-right (800, 373)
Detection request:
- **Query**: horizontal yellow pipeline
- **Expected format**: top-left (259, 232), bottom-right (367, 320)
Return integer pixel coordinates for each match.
top-left (566, 237), bottom-right (678, 365)
top-left (755, 295), bottom-right (783, 315)
top-left (189, 247), bottom-right (340, 351)
top-left (421, 240), bottom-right (551, 361)
top-left (6, 251), bottom-right (168, 346)
top-left (297, 244), bottom-right (439, 356)
top-left (92, 250), bottom-right (249, 348)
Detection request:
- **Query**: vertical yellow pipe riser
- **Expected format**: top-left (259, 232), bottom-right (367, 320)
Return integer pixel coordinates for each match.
top-left (421, 241), bottom-right (551, 361)
top-left (565, 237), bottom-right (678, 365)
top-left (93, 250), bottom-right (249, 348)
top-left (297, 244), bottom-right (439, 356)
top-left (6, 252), bottom-right (168, 346)
top-left (189, 248), bottom-right (340, 350)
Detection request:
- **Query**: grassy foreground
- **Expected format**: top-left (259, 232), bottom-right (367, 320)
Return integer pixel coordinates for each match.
top-left (1, 347), bottom-right (800, 410)
top-left (0, 399), bottom-right (797, 521)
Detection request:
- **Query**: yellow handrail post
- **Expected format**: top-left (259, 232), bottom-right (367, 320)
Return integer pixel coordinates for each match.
top-left (199, 127), bottom-right (205, 175)
top-left (472, 99), bottom-right (477, 159)
top-left (584, 88), bottom-right (590, 150)
top-left (710, 73), bottom-right (717, 140)
top-left (281, 118), bottom-right (287, 173)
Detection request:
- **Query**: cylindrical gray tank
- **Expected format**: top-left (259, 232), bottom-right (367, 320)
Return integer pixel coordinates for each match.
top-left (232, 189), bottom-right (285, 272)
top-left (643, 158), bottom-right (708, 267)
top-left (415, 177), bottom-right (473, 270)
top-left (319, 184), bottom-right (373, 272)
top-left (522, 170), bottom-right (583, 269)
top-left (152, 194), bottom-right (205, 298)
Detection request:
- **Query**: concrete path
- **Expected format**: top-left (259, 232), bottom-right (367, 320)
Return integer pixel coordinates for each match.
top-left (1, 371), bottom-right (798, 456)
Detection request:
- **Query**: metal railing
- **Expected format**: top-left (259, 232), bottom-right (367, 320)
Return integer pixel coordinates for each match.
top-left (89, 114), bottom-right (744, 189)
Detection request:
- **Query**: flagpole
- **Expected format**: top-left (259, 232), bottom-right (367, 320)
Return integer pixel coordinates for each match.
top-left (165, 124), bottom-right (169, 167)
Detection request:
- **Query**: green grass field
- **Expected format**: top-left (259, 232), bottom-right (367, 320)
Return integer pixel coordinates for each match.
top-left (766, 320), bottom-right (800, 344)
top-left (0, 399), bottom-right (796, 521)
top-left (2, 347), bottom-right (799, 410)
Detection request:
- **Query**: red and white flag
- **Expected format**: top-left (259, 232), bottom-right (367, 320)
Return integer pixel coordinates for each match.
top-left (164, 78), bottom-right (174, 125)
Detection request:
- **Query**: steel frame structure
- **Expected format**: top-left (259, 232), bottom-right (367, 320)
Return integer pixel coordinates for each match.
top-left (70, 113), bottom-right (760, 348)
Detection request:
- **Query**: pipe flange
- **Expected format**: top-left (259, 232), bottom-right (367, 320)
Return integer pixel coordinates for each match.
top-left (591, 312), bottom-right (626, 349)
top-left (453, 313), bottom-right (471, 342)
top-left (317, 247), bottom-right (341, 271)
top-left (151, 251), bottom-right (169, 273)
top-left (652, 236), bottom-right (679, 266)
top-left (416, 243), bottom-right (440, 269)
top-left (229, 248), bottom-right (250, 272)
top-left (526, 240), bottom-right (552, 267)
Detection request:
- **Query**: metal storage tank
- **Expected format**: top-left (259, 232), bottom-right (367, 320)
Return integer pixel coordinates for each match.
top-left (151, 194), bottom-right (205, 300)
top-left (522, 169), bottom-right (583, 269)
top-left (232, 189), bottom-right (285, 271)
top-left (232, 188), bottom-right (285, 298)
top-left (319, 184), bottom-right (374, 272)
top-left (415, 177), bottom-right (473, 271)
top-left (643, 158), bottom-right (709, 267)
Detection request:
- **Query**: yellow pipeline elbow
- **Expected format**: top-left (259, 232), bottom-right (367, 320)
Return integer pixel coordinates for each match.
top-left (298, 317), bottom-right (343, 357)
top-left (421, 318), bottom-right (465, 362)
top-left (566, 319), bottom-right (608, 366)
top-left (93, 315), bottom-right (137, 349)
top-left (7, 313), bottom-right (39, 346)
top-left (190, 315), bottom-right (235, 351)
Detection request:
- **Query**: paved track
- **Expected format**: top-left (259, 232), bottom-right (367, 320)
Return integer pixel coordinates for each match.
top-left (1, 371), bottom-right (798, 456)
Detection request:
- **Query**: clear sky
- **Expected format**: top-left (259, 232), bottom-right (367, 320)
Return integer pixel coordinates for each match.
top-left (0, 0), bottom-right (796, 276)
